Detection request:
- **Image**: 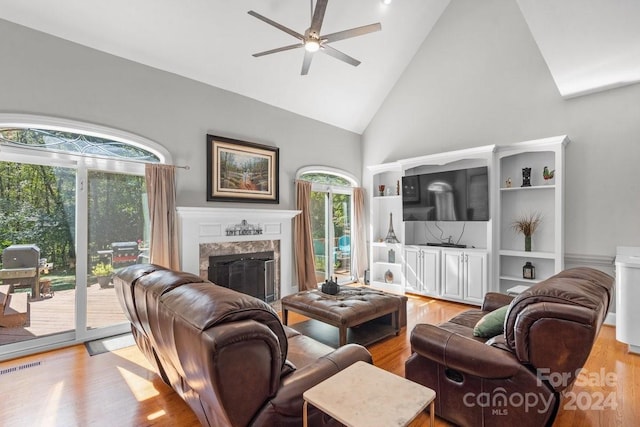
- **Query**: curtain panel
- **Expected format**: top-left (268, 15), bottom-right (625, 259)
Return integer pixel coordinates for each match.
top-left (294, 180), bottom-right (317, 291)
top-left (352, 187), bottom-right (368, 281)
top-left (145, 164), bottom-right (180, 270)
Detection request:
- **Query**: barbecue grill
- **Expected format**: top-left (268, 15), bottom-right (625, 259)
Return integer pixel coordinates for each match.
top-left (0, 244), bottom-right (41, 299)
top-left (111, 242), bottom-right (139, 267)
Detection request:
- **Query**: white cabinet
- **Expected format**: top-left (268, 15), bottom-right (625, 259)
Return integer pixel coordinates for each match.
top-left (404, 246), bottom-right (440, 296)
top-left (442, 249), bottom-right (487, 304)
top-left (615, 247), bottom-right (640, 354)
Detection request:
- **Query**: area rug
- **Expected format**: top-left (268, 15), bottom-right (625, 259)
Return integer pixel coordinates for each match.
top-left (85, 333), bottom-right (135, 356)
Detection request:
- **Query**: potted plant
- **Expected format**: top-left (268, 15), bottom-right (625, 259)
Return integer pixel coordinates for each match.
top-left (512, 212), bottom-right (542, 252)
top-left (92, 262), bottom-right (114, 288)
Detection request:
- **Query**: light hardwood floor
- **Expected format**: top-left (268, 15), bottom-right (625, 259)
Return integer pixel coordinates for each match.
top-left (0, 294), bottom-right (637, 426)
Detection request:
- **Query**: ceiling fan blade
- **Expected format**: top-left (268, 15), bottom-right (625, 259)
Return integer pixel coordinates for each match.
top-left (322, 23), bottom-right (381, 43)
top-left (248, 10), bottom-right (304, 41)
top-left (301, 50), bottom-right (314, 75)
top-left (309, 0), bottom-right (329, 36)
top-left (252, 43), bottom-right (304, 58)
top-left (321, 45), bottom-right (361, 67)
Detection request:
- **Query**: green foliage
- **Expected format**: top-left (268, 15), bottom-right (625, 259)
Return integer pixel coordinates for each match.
top-left (0, 161), bottom-right (147, 271)
top-left (91, 262), bottom-right (114, 277)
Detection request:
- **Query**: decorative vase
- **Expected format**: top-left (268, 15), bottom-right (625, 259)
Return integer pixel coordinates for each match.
top-left (97, 276), bottom-right (111, 288)
top-left (525, 235), bottom-right (532, 252)
top-left (384, 269), bottom-right (394, 284)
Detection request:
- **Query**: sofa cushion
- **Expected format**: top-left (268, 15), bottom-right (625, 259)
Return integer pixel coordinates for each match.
top-left (160, 281), bottom-right (288, 366)
top-left (473, 305), bottom-right (508, 337)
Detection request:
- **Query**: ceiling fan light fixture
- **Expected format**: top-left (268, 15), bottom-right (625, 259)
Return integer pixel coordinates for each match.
top-left (304, 39), bottom-right (320, 52)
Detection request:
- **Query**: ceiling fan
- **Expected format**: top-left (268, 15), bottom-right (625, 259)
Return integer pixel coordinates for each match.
top-left (248, 0), bottom-right (381, 75)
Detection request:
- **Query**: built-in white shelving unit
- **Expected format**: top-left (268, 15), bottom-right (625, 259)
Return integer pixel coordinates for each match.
top-left (367, 135), bottom-right (568, 304)
top-left (495, 135), bottom-right (568, 293)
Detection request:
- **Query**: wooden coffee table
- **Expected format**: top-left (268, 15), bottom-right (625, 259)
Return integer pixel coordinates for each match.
top-left (303, 361), bottom-right (435, 427)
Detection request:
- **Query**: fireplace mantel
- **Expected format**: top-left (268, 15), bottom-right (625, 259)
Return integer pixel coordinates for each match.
top-left (176, 207), bottom-right (301, 297)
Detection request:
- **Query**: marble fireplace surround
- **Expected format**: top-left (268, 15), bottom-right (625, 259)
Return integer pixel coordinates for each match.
top-left (176, 207), bottom-right (301, 299)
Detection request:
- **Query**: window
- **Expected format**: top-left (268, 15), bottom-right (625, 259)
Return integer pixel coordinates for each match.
top-left (0, 115), bottom-right (170, 359)
top-left (297, 167), bottom-right (358, 285)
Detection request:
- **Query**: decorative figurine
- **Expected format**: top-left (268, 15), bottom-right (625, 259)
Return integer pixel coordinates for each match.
top-left (384, 213), bottom-right (400, 243)
top-left (321, 276), bottom-right (340, 295)
top-left (506, 177), bottom-right (512, 188)
top-left (543, 166), bottom-right (555, 183)
top-left (521, 167), bottom-right (532, 187)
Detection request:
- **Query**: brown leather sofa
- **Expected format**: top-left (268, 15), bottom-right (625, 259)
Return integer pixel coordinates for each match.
top-left (114, 264), bottom-right (372, 427)
top-left (405, 267), bottom-right (614, 427)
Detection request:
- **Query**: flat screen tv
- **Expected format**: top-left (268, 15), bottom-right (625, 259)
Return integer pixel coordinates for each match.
top-left (402, 166), bottom-right (489, 221)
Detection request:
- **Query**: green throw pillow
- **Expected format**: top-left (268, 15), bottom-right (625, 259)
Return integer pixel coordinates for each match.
top-left (473, 305), bottom-right (509, 338)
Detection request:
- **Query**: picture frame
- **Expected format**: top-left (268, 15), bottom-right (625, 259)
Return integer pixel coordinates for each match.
top-left (206, 134), bottom-right (279, 203)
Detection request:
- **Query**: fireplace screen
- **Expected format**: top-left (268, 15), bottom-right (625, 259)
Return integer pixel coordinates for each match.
top-left (208, 251), bottom-right (275, 302)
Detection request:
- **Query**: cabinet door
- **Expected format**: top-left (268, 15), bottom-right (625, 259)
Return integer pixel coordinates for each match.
top-left (404, 248), bottom-right (420, 292)
top-left (421, 249), bottom-right (440, 296)
top-left (442, 250), bottom-right (463, 299)
top-left (464, 252), bottom-right (487, 304)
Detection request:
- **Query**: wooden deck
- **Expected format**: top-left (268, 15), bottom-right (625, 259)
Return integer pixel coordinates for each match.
top-left (0, 282), bottom-right (127, 345)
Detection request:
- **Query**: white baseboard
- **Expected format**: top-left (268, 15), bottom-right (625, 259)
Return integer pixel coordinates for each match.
top-left (604, 312), bottom-right (616, 326)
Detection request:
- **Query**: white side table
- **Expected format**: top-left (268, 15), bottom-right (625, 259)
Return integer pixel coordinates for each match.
top-left (303, 361), bottom-right (435, 427)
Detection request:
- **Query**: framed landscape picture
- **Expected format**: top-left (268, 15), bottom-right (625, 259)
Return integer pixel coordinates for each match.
top-left (206, 135), bottom-right (279, 203)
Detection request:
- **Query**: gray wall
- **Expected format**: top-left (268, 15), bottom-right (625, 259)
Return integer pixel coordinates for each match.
top-left (0, 19), bottom-right (362, 209)
top-left (363, 0), bottom-right (640, 259)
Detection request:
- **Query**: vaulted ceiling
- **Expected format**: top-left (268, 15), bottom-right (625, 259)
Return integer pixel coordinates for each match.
top-left (1, 0), bottom-right (639, 134)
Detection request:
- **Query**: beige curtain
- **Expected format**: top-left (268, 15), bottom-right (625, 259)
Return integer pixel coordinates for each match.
top-left (352, 187), bottom-right (368, 281)
top-left (145, 164), bottom-right (180, 270)
top-left (294, 180), bottom-right (317, 291)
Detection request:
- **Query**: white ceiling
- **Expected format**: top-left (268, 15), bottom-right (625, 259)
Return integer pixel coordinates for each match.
top-left (1, 0), bottom-right (639, 134)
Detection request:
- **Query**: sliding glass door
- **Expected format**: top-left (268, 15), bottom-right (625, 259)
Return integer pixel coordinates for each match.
top-left (0, 121), bottom-right (164, 360)
top-left (86, 170), bottom-right (149, 331)
top-left (302, 172), bottom-right (354, 285)
top-left (0, 160), bottom-right (78, 349)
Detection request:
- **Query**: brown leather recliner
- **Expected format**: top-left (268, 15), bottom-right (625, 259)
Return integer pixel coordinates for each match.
top-left (405, 267), bottom-right (614, 427)
top-left (114, 264), bottom-right (372, 427)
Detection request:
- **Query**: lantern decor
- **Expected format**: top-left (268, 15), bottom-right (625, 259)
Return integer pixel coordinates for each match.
top-left (523, 262), bottom-right (535, 280)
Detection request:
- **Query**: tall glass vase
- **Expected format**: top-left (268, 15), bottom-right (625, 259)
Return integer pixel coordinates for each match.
top-left (525, 235), bottom-right (532, 252)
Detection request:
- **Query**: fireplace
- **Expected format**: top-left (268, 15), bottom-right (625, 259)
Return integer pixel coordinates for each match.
top-left (177, 207), bottom-right (300, 300)
top-left (208, 251), bottom-right (275, 302)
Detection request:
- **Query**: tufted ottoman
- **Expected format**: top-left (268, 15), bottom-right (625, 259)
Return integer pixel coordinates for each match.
top-left (281, 286), bottom-right (407, 347)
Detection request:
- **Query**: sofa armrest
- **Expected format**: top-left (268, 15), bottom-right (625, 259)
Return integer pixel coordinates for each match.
top-left (267, 344), bottom-right (372, 416)
top-left (482, 292), bottom-right (514, 312)
top-left (410, 324), bottom-right (521, 379)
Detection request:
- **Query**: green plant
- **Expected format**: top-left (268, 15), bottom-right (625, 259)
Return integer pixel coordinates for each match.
top-left (512, 212), bottom-right (542, 237)
top-left (92, 262), bottom-right (114, 277)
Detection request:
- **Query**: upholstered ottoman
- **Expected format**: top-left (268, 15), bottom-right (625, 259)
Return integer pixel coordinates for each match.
top-left (281, 286), bottom-right (407, 347)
